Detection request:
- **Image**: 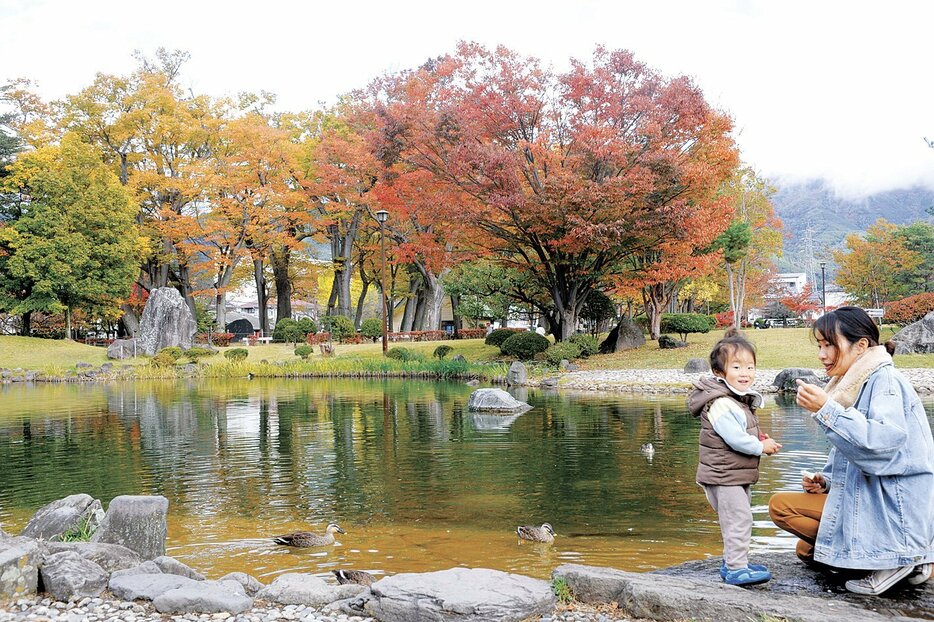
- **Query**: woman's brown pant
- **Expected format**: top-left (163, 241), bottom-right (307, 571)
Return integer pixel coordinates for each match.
top-left (768, 492), bottom-right (827, 562)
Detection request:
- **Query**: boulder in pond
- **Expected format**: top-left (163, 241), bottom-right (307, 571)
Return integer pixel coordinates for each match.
top-left (39, 550), bottom-right (109, 601)
top-left (506, 361), bottom-right (527, 386)
top-left (599, 318), bottom-right (645, 354)
top-left (256, 573), bottom-right (364, 606)
top-left (467, 388), bottom-right (531, 412)
top-left (0, 536), bottom-right (39, 599)
top-left (892, 311), bottom-right (934, 354)
top-left (20, 493), bottom-right (102, 541)
top-left (348, 567), bottom-right (555, 622)
top-left (773, 368), bottom-right (823, 393)
top-left (90, 495), bottom-right (168, 560)
top-left (137, 287), bottom-right (197, 355)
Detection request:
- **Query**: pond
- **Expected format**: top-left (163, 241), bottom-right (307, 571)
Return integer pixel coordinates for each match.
top-left (1, 379), bottom-right (931, 582)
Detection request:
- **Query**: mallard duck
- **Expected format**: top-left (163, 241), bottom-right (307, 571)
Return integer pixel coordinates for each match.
top-left (333, 569), bottom-right (377, 586)
top-left (516, 522), bottom-right (556, 543)
top-left (272, 522), bottom-right (345, 547)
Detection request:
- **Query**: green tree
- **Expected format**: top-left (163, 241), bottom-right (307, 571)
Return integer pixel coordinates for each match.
top-left (894, 221), bottom-right (934, 295)
top-left (0, 134), bottom-right (143, 337)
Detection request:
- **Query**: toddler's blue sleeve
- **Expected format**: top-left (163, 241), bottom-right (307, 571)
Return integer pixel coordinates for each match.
top-left (708, 398), bottom-right (763, 456)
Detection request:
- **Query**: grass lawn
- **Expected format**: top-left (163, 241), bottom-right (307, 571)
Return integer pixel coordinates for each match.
top-left (2, 325), bottom-right (932, 373)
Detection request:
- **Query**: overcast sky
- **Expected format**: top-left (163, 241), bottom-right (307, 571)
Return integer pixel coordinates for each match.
top-left (3, 0), bottom-right (933, 198)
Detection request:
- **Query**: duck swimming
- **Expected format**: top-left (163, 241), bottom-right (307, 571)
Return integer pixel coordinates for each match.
top-left (333, 569), bottom-right (377, 586)
top-left (516, 522), bottom-right (556, 543)
top-left (272, 522), bottom-right (345, 547)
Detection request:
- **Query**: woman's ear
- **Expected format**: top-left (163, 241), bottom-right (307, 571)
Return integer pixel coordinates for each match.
top-left (857, 338), bottom-right (870, 353)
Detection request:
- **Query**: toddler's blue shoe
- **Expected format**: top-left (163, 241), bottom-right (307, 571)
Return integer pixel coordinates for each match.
top-left (722, 565), bottom-right (771, 586)
top-left (720, 562), bottom-right (768, 580)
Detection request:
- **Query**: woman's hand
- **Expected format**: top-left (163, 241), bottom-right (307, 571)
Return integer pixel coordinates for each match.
top-left (796, 379), bottom-right (829, 413)
top-left (803, 473), bottom-right (827, 494)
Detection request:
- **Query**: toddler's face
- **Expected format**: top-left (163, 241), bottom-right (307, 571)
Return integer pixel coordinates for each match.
top-left (718, 349), bottom-right (756, 391)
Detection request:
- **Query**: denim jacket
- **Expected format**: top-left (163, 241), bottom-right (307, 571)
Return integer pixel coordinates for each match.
top-left (812, 363), bottom-right (934, 569)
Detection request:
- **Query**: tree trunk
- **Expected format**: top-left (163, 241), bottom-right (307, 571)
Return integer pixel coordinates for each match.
top-left (253, 258), bottom-right (269, 336)
top-left (21, 311), bottom-right (31, 336)
top-left (120, 303), bottom-right (140, 338)
top-left (450, 295), bottom-right (461, 337)
top-left (327, 212), bottom-right (361, 318)
top-left (413, 287), bottom-right (427, 330)
top-left (354, 280), bottom-right (370, 329)
top-left (414, 263), bottom-right (449, 331)
top-left (271, 246), bottom-right (292, 322)
top-left (400, 277), bottom-right (419, 332)
top-left (178, 263), bottom-right (196, 320)
top-left (66, 307), bottom-right (72, 341)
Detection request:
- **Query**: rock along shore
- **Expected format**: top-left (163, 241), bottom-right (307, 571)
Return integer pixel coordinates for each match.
top-left (544, 368), bottom-right (934, 395)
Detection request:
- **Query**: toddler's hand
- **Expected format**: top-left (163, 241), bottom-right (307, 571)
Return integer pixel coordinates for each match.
top-left (761, 437), bottom-right (782, 455)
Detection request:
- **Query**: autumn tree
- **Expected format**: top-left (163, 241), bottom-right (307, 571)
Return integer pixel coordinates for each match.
top-left (0, 134), bottom-right (143, 337)
top-left (833, 219), bottom-right (922, 307)
top-left (780, 282), bottom-right (820, 319)
top-left (370, 44), bottom-right (737, 340)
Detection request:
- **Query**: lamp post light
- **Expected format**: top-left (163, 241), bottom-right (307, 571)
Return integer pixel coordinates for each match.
top-left (819, 261), bottom-right (827, 315)
top-left (375, 210), bottom-right (390, 354)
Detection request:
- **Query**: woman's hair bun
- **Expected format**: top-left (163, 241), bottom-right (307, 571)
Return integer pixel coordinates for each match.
top-left (884, 340), bottom-right (896, 356)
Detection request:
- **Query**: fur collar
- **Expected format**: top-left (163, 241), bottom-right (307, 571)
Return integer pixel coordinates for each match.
top-left (823, 345), bottom-right (892, 408)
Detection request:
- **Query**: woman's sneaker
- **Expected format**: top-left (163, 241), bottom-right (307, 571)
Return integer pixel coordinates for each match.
top-left (844, 565), bottom-right (915, 595)
top-left (907, 563), bottom-right (932, 585)
top-left (722, 565), bottom-right (771, 586)
top-left (720, 562), bottom-right (768, 580)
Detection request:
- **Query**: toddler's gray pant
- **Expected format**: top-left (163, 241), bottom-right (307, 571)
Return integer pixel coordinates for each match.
top-left (703, 484), bottom-right (752, 570)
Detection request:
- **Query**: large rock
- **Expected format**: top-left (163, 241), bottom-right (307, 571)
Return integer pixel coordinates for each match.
top-left (39, 550), bottom-right (109, 601)
top-left (892, 311), bottom-right (934, 354)
top-left (467, 388), bottom-right (531, 412)
top-left (218, 572), bottom-right (265, 597)
top-left (42, 541), bottom-right (142, 573)
top-left (684, 358), bottom-right (710, 373)
top-left (107, 338), bottom-right (140, 360)
top-left (556, 552), bottom-right (933, 622)
top-left (90, 495), bottom-right (168, 560)
top-left (0, 537), bottom-right (39, 599)
top-left (153, 580), bottom-right (253, 614)
top-left (350, 567), bottom-right (555, 622)
top-left (256, 573), bottom-right (363, 606)
top-left (20, 493), bottom-right (102, 540)
top-left (137, 288), bottom-right (197, 355)
top-left (153, 555), bottom-right (205, 581)
top-left (109, 573), bottom-right (192, 601)
top-left (599, 318), bottom-right (645, 354)
top-left (506, 361), bottom-right (528, 386)
top-left (773, 368), bottom-right (823, 393)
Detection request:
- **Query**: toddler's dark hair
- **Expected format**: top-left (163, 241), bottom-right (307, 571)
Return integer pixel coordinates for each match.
top-left (709, 327), bottom-right (757, 376)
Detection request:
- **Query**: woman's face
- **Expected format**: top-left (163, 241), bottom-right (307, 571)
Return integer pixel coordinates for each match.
top-left (815, 330), bottom-right (868, 377)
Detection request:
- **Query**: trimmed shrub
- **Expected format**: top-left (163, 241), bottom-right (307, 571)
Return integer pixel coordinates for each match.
top-left (501, 332), bottom-right (550, 360)
top-left (386, 347), bottom-right (419, 361)
top-left (321, 315), bottom-right (355, 341)
top-left (224, 348), bottom-right (249, 362)
top-left (546, 341), bottom-right (582, 366)
top-left (360, 317), bottom-right (383, 342)
top-left (184, 347), bottom-right (214, 363)
top-left (568, 333), bottom-right (599, 357)
top-left (159, 346), bottom-right (184, 360)
top-left (485, 328), bottom-right (523, 347)
top-left (297, 317), bottom-right (318, 335)
top-left (885, 293), bottom-right (934, 325)
top-left (273, 318), bottom-right (306, 343)
top-left (150, 352), bottom-right (176, 368)
top-left (433, 344), bottom-right (453, 360)
top-left (660, 313), bottom-right (714, 342)
top-left (294, 344), bottom-right (314, 360)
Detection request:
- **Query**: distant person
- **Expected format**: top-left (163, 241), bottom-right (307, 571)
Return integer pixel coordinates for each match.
top-left (688, 328), bottom-right (782, 586)
top-left (485, 323), bottom-right (494, 336)
top-left (535, 325), bottom-right (546, 337)
top-left (769, 306), bottom-right (934, 595)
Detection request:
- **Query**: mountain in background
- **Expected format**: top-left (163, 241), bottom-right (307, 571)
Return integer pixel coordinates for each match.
top-left (769, 180), bottom-right (934, 283)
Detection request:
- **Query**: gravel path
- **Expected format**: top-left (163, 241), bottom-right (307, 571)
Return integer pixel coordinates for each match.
top-left (549, 368), bottom-right (934, 395)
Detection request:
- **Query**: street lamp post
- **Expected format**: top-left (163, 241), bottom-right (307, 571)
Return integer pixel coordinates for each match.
top-left (375, 210), bottom-right (389, 354)
top-left (819, 261), bottom-right (827, 315)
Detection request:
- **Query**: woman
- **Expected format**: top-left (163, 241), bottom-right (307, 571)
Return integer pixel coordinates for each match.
top-left (769, 306), bottom-right (934, 595)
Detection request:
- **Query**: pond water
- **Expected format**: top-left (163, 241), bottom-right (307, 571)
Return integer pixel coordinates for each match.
top-left (0, 379), bottom-right (931, 582)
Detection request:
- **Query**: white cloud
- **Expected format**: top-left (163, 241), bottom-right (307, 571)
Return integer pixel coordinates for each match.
top-left (3, 0), bottom-right (934, 197)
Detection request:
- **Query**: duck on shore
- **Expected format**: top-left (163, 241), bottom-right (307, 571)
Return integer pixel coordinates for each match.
top-left (333, 569), bottom-right (377, 586)
top-left (272, 522), bottom-right (345, 547)
top-left (517, 522), bottom-right (556, 543)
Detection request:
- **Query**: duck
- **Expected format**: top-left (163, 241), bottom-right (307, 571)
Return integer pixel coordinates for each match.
top-left (333, 569), bottom-right (377, 586)
top-left (516, 522), bottom-right (556, 543)
top-left (272, 522), bottom-right (345, 547)
top-left (640, 442), bottom-right (655, 458)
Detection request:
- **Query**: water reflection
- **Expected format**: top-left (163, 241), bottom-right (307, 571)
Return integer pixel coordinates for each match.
top-left (0, 380), bottom-right (930, 581)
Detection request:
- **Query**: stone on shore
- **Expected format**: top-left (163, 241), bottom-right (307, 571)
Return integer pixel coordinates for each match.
top-left (137, 287), bottom-right (197, 355)
top-left (773, 368), bottom-right (823, 392)
top-left (107, 337), bottom-right (139, 360)
top-left (506, 361), bottom-right (528, 386)
top-left (349, 567), bottom-right (556, 622)
top-left (467, 388), bottom-right (531, 412)
top-left (256, 573), bottom-right (364, 606)
top-left (19, 493), bottom-right (102, 540)
top-left (892, 311), bottom-right (934, 354)
top-left (109, 573), bottom-right (191, 601)
top-left (39, 550), bottom-right (109, 601)
top-left (152, 579), bottom-right (253, 614)
top-left (684, 358), bottom-right (710, 373)
top-left (218, 571), bottom-right (265, 596)
top-left (90, 495), bottom-right (168, 560)
top-left (599, 318), bottom-right (645, 354)
top-left (0, 537), bottom-right (39, 599)
top-left (153, 555), bottom-right (205, 581)
top-left (42, 541), bottom-right (142, 573)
